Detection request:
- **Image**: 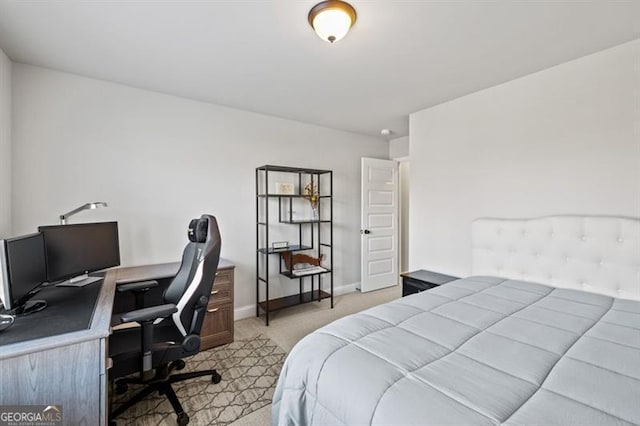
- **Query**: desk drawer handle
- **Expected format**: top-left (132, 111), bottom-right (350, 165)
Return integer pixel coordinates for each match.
top-left (210, 290), bottom-right (219, 295)
top-left (207, 307), bottom-right (219, 313)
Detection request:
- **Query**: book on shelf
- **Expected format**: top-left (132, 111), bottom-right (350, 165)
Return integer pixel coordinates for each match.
top-left (290, 266), bottom-right (327, 276)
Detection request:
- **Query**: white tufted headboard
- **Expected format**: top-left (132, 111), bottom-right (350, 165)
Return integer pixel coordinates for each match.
top-left (472, 216), bottom-right (640, 300)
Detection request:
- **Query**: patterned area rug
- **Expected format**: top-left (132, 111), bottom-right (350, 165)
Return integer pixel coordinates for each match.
top-left (111, 335), bottom-right (286, 425)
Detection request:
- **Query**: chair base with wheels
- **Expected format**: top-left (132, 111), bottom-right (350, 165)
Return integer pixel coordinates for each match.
top-left (110, 360), bottom-right (222, 426)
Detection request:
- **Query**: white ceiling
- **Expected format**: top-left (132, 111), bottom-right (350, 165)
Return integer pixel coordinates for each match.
top-left (0, 1), bottom-right (638, 139)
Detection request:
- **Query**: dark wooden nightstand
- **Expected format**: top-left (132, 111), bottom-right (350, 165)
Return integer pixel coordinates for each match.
top-left (401, 270), bottom-right (459, 297)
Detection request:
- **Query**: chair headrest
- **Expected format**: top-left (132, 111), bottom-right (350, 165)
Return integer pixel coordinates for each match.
top-left (187, 217), bottom-right (209, 243)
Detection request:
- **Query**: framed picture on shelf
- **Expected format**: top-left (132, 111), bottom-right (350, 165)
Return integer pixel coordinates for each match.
top-left (275, 182), bottom-right (295, 195)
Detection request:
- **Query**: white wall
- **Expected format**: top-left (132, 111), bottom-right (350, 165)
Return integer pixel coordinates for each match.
top-left (11, 64), bottom-right (388, 315)
top-left (0, 48), bottom-right (10, 237)
top-left (410, 40), bottom-right (640, 277)
top-left (389, 136), bottom-right (409, 159)
top-left (391, 136), bottom-right (411, 275)
top-left (399, 161), bottom-right (410, 273)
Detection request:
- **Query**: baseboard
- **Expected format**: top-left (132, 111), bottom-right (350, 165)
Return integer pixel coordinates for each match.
top-left (234, 304), bottom-right (255, 321)
top-left (234, 281), bottom-right (361, 321)
top-left (334, 281), bottom-right (360, 296)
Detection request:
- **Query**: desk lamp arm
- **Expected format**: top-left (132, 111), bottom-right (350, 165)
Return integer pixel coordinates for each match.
top-left (59, 202), bottom-right (108, 225)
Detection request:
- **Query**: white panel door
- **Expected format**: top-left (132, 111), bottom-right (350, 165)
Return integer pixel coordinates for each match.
top-left (361, 158), bottom-right (398, 292)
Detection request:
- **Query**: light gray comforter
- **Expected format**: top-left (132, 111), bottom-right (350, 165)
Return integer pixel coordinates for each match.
top-left (272, 276), bottom-right (640, 425)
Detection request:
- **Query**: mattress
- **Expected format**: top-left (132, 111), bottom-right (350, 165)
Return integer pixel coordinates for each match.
top-left (272, 276), bottom-right (640, 425)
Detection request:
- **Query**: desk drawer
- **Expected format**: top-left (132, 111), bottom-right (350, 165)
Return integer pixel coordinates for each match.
top-left (201, 265), bottom-right (234, 350)
top-left (210, 270), bottom-right (232, 304)
top-left (215, 269), bottom-right (233, 286)
top-left (201, 302), bottom-right (233, 349)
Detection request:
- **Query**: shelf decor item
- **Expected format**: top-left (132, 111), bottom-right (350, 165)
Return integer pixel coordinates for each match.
top-left (272, 241), bottom-right (289, 250)
top-left (256, 165), bottom-right (334, 326)
top-left (275, 182), bottom-right (295, 195)
top-left (303, 182), bottom-right (320, 220)
top-left (281, 253), bottom-right (324, 272)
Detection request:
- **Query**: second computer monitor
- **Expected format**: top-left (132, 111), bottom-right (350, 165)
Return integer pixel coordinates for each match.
top-left (38, 221), bottom-right (121, 284)
top-left (0, 233), bottom-right (48, 311)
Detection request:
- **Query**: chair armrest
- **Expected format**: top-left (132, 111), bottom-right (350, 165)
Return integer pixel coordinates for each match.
top-left (120, 304), bottom-right (177, 324)
top-left (117, 280), bottom-right (159, 293)
top-left (120, 303), bottom-right (177, 380)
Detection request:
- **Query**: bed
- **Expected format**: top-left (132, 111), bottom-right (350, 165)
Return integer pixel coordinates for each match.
top-left (272, 216), bottom-right (640, 425)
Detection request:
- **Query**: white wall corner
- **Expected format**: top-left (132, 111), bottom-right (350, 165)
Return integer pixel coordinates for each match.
top-left (389, 136), bottom-right (409, 160)
top-left (0, 48), bottom-right (12, 238)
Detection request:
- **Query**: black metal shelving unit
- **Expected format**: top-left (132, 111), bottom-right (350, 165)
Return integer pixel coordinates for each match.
top-left (255, 165), bottom-right (333, 326)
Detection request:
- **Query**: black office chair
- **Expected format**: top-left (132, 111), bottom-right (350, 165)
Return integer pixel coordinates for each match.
top-left (109, 215), bottom-right (222, 426)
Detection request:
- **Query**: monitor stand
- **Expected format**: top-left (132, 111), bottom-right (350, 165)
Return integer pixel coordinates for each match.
top-left (56, 274), bottom-right (102, 287)
top-left (11, 299), bottom-right (47, 316)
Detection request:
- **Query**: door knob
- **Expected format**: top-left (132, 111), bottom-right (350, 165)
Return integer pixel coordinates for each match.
top-left (361, 229), bottom-right (371, 235)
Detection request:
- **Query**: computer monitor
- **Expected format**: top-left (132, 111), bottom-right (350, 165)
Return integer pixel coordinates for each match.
top-left (38, 222), bottom-right (121, 286)
top-left (0, 233), bottom-right (49, 314)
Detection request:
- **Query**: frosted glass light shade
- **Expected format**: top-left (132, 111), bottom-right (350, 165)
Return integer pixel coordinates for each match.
top-left (308, 1), bottom-right (357, 43)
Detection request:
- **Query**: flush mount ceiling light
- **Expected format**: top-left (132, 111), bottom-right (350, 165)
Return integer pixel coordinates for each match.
top-left (308, 0), bottom-right (357, 43)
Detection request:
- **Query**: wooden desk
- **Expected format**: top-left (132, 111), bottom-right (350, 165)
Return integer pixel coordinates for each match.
top-left (0, 269), bottom-right (117, 425)
top-left (0, 259), bottom-right (233, 425)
